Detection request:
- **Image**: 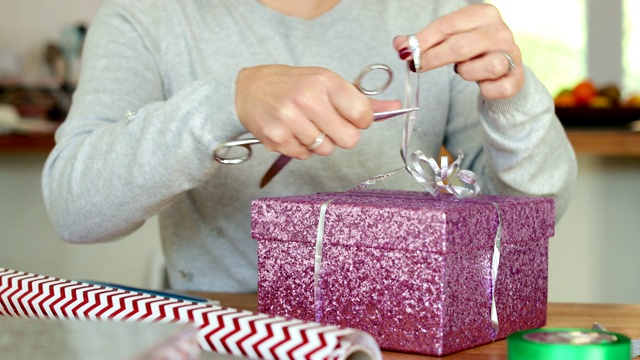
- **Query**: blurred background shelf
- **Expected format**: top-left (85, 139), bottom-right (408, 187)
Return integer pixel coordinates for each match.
top-left (2, 128), bottom-right (639, 157)
top-left (565, 129), bottom-right (640, 157)
top-left (554, 107), bottom-right (640, 157)
top-left (0, 134), bottom-right (56, 153)
top-left (555, 107), bottom-right (640, 128)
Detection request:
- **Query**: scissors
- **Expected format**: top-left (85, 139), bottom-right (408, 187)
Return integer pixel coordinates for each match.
top-left (592, 323), bottom-right (640, 358)
top-left (213, 64), bottom-right (419, 187)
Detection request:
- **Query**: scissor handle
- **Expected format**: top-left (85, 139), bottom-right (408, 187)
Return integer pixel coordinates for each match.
top-left (353, 64), bottom-right (393, 96)
top-left (213, 138), bottom-right (261, 165)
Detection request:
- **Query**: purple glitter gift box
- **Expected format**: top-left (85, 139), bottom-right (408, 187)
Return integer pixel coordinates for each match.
top-left (251, 190), bottom-right (555, 356)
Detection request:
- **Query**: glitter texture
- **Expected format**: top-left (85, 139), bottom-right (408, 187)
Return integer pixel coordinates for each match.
top-left (251, 190), bottom-right (555, 356)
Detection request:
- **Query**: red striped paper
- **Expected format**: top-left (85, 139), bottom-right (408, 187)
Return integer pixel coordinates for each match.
top-left (0, 268), bottom-right (380, 360)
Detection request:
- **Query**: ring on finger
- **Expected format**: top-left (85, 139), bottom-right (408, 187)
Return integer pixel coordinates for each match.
top-left (307, 132), bottom-right (326, 151)
top-left (407, 34), bottom-right (421, 72)
top-left (499, 51), bottom-right (516, 74)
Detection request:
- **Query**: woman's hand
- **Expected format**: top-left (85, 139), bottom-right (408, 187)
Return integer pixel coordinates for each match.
top-left (235, 64), bottom-right (400, 159)
top-left (394, 3), bottom-right (524, 99)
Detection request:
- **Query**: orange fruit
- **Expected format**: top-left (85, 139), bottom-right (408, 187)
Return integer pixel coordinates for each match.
top-left (588, 95), bottom-right (613, 108)
top-left (554, 94), bottom-right (577, 107)
top-left (572, 80), bottom-right (597, 106)
top-left (555, 88), bottom-right (573, 98)
top-left (597, 84), bottom-right (621, 105)
top-left (624, 95), bottom-right (640, 108)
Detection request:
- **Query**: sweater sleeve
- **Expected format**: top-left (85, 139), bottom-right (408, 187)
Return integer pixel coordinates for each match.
top-left (42, 1), bottom-right (247, 243)
top-left (445, 66), bottom-right (578, 220)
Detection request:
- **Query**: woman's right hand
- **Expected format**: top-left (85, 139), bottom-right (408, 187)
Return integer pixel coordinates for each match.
top-left (235, 65), bottom-right (400, 159)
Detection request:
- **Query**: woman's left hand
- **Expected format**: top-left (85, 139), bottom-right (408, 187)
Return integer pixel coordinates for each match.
top-left (393, 3), bottom-right (523, 99)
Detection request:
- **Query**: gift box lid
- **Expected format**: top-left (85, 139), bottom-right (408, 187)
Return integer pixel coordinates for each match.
top-left (252, 190), bottom-right (555, 254)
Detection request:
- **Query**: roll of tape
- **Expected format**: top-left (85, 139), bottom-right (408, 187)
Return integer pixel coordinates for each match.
top-left (508, 328), bottom-right (631, 360)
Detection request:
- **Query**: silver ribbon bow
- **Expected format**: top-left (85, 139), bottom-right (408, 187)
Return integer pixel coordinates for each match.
top-left (407, 149), bottom-right (480, 198)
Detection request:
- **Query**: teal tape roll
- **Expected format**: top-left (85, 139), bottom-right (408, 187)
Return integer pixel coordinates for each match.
top-left (508, 328), bottom-right (631, 360)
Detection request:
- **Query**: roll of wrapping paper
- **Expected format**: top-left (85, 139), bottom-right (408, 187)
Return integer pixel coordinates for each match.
top-left (0, 268), bottom-right (381, 360)
top-left (508, 328), bottom-right (631, 360)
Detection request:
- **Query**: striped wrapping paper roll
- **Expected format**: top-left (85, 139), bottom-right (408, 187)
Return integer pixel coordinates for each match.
top-left (0, 268), bottom-right (381, 360)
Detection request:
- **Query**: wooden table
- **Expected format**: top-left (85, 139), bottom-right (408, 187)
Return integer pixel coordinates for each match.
top-left (193, 293), bottom-right (640, 359)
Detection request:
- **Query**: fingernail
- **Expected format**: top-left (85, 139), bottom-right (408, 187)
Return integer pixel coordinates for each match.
top-left (398, 47), bottom-right (412, 60)
top-left (408, 61), bottom-right (416, 73)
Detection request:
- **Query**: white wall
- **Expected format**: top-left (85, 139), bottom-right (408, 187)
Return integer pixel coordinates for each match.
top-left (550, 156), bottom-right (640, 304)
top-left (1, 1), bottom-right (639, 304)
top-left (0, 0), bottom-right (104, 83)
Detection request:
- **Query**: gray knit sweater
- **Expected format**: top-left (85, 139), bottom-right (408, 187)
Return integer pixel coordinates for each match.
top-left (42, 0), bottom-right (577, 291)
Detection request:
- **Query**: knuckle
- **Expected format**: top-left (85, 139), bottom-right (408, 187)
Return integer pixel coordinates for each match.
top-left (309, 67), bottom-right (335, 87)
top-left (338, 130), bottom-right (360, 149)
top-left (487, 56), bottom-right (505, 78)
top-left (314, 143), bottom-right (335, 157)
top-left (275, 105), bottom-right (299, 126)
top-left (491, 26), bottom-right (515, 46)
top-left (261, 143), bottom-right (276, 152)
top-left (292, 150), bottom-right (312, 160)
top-left (510, 44), bottom-right (521, 60)
top-left (287, 91), bottom-right (309, 109)
top-left (479, 3), bottom-right (501, 20)
top-left (281, 143), bottom-right (310, 160)
top-left (483, 80), bottom-right (517, 99)
top-left (498, 81), bottom-right (517, 98)
top-left (349, 101), bottom-right (372, 129)
top-left (500, 28), bottom-right (515, 43)
top-left (263, 125), bottom-right (288, 145)
top-left (436, 16), bottom-right (458, 36)
top-left (449, 37), bottom-right (473, 60)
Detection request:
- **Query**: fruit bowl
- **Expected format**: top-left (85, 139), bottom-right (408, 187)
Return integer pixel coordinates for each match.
top-left (553, 80), bottom-right (640, 128)
top-left (555, 107), bottom-right (640, 128)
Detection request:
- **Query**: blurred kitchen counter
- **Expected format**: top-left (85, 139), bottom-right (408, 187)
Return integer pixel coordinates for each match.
top-left (565, 129), bottom-right (640, 157)
top-left (0, 134), bottom-right (55, 153)
top-left (1, 129), bottom-right (640, 157)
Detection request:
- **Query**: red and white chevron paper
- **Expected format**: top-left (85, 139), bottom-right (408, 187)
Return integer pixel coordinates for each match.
top-left (0, 268), bottom-right (380, 360)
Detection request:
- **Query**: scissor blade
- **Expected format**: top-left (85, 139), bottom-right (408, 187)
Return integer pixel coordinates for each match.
top-left (373, 107), bottom-right (419, 121)
top-left (259, 107), bottom-right (418, 188)
top-left (260, 154), bottom-right (292, 188)
top-left (594, 323), bottom-right (640, 358)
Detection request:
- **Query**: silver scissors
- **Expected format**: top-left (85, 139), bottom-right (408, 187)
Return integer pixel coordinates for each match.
top-left (213, 64), bottom-right (419, 186)
top-left (592, 323), bottom-right (640, 358)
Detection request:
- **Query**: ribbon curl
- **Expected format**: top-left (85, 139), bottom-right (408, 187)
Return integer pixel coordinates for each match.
top-left (407, 149), bottom-right (480, 198)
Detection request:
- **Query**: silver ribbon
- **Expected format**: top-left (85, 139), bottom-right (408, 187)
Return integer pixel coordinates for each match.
top-left (490, 203), bottom-right (503, 339)
top-left (401, 35), bottom-right (421, 169)
top-left (314, 199), bottom-right (334, 323)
